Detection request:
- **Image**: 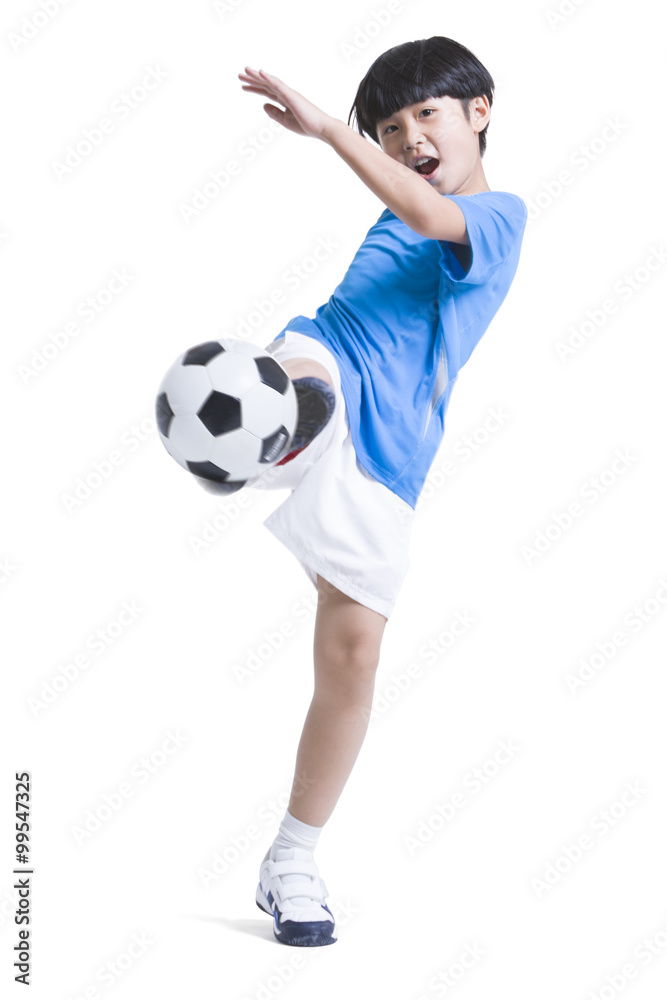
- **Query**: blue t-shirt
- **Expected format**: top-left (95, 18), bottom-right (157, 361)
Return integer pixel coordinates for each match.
top-left (273, 191), bottom-right (527, 508)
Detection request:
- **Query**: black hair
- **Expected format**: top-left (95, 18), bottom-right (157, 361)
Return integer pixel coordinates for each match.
top-left (347, 36), bottom-right (494, 157)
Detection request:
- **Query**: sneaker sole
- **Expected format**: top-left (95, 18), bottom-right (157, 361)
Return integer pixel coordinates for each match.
top-left (255, 882), bottom-right (337, 947)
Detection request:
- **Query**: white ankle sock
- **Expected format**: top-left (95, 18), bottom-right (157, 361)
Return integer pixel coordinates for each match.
top-left (270, 808), bottom-right (323, 859)
top-left (267, 810), bottom-right (325, 908)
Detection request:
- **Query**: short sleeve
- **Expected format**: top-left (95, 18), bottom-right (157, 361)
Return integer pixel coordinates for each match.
top-left (438, 192), bottom-right (528, 286)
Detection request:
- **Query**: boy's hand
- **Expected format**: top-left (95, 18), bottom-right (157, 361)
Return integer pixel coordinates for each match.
top-left (238, 67), bottom-right (336, 140)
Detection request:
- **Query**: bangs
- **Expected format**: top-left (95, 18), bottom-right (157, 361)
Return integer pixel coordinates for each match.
top-left (348, 37), bottom-right (494, 153)
top-left (354, 77), bottom-right (444, 139)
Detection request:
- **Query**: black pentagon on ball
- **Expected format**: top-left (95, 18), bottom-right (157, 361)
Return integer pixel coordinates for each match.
top-left (183, 341), bottom-right (225, 366)
top-left (155, 391), bottom-right (174, 437)
top-left (254, 355), bottom-right (290, 394)
top-left (197, 390), bottom-right (242, 435)
top-left (186, 460), bottom-right (232, 483)
top-left (261, 425), bottom-right (291, 463)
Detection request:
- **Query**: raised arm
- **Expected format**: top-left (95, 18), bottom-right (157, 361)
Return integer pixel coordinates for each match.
top-left (238, 67), bottom-right (468, 245)
top-left (320, 118), bottom-right (468, 245)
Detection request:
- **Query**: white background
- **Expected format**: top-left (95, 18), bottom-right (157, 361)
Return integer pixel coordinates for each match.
top-left (2, 0), bottom-right (666, 997)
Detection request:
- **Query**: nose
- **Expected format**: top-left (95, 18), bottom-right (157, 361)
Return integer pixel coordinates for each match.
top-left (403, 127), bottom-right (425, 152)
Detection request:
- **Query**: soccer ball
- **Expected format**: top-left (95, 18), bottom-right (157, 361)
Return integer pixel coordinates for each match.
top-left (155, 338), bottom-right (297, 489)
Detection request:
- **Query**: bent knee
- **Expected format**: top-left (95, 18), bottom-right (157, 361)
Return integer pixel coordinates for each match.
top-left (314, 575), bottom-right (386, 689)
top-left (315, 635), bottom-right (382, 692)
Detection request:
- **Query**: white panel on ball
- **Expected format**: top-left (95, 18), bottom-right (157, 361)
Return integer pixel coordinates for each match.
top-left (209, 426), bottom-right (263, 477)
top-left (168, 414), bottom-right (213, 463)
top-left (159, 364), bottom-right (211, 414)
top-left (206, 351), bottom-right (261, 397)
top-left (242, 381), bottom-right (297, 438)
top-left (221, 338), bottom-right (265, 356)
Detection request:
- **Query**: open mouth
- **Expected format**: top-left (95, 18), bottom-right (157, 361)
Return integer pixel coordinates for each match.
top-left (413, 156), bottom-right (440, 178)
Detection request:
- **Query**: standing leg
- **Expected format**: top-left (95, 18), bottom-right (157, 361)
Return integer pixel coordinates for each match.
top-left (287, 573), bottom-right (387, 826)
top-left (256, 574), bottom-right (387, 945)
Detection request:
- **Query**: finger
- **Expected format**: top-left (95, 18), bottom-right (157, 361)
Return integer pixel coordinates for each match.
top-left (242, 67), bottom-right (275, 84)
top-left (239, 70), bottom-right (280, 99)
top-left (239, 71), bottom-right (266, 86)
top-left (239, 79), bottom-right (274, 96)
top-left (258, 69), bottom-right (289, 93)
top-left (239, 79), bottom-right (269, 92)
top-left (239, 67), bottom-right (286, 104)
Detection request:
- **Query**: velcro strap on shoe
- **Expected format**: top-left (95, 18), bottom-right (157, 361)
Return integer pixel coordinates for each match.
top-left (274, 877), bottom-right (326, 906)
top-left (267, 858), bottom-right (320, 879)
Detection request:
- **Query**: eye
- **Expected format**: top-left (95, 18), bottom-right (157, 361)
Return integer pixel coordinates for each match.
top-left (381, 108), bottom-right (435, 135)
top-left (382, 108), bottom-right (437, 135)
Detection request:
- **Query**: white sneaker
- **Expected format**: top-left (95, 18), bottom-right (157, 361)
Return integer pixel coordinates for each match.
top-left (255, 846), bottom-right (337, 946)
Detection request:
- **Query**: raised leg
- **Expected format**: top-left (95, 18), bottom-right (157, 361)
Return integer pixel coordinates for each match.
top-left (280, 356), bottom-right (334, 389)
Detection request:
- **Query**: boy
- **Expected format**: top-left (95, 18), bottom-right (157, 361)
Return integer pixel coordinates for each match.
top-left (228, 37), bottom-right (527, 946)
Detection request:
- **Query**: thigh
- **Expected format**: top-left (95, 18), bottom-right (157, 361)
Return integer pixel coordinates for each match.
top-left (280, 356), bottom-right (334, 388)
top-left (262, 418), bottom-right (414, 619)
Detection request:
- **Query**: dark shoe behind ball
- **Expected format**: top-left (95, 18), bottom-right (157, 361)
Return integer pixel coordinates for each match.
top-left (289, 376), bottom-right (336, 451)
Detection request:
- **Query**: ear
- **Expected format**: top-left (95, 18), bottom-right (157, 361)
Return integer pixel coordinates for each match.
top-left (469, 95), bottom-right (491, 133)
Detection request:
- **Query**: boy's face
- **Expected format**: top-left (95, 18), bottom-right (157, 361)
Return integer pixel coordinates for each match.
top-left (376, 94), bottom-right (490, 196)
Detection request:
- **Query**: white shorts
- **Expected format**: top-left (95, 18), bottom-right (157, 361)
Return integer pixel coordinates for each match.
top-left (248, 330), bottom-right (415, 619)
